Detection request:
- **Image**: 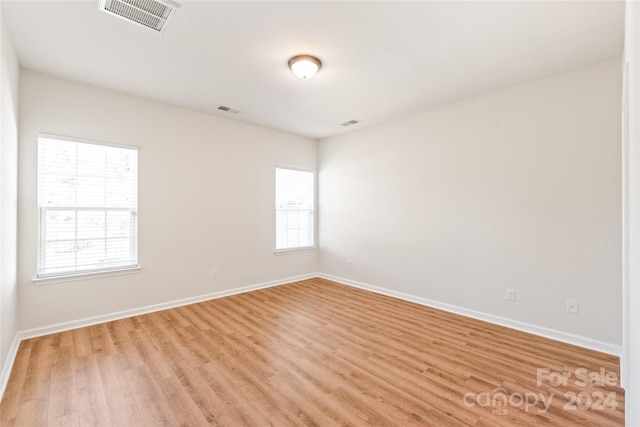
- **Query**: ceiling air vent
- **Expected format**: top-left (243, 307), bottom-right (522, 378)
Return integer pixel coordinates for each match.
top-left (218, 105), bottom-right (240, 114)
top-left (341, 119), bottom-right (360, 127)
top-left (98, 0), bottom-right (179, 34)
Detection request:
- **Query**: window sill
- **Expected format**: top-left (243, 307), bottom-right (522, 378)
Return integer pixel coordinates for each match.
top-left (32, 266), bottom-right (141, 286)
top-left (274, 246), bottom-right (317, 256)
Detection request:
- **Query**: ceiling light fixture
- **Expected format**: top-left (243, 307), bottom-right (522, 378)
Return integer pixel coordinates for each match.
top-left (288, 55), bottom-right (322, 79)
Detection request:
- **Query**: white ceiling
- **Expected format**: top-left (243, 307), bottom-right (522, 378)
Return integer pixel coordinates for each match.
top-left (1, 0), bottom-right (625, 139)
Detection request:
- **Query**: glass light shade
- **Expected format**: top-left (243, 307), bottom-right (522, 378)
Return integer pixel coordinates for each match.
top-left (288, 55), bottom-right (322, 79)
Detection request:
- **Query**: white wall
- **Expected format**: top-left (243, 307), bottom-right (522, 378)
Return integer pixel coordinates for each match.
top-left (17, 70), bottom-right (317, 331)
top-left (12, 53), bottom-right (624, 369)
top-left (319, 59), bottom-right (622, 345)
top-left (0, 17), bottom-right (19, 382)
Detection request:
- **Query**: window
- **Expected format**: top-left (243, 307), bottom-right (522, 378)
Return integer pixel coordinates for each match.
top-left (37, 134), bottom-right (138, 278)
top-left (275, 166), bottom-right (315, 252)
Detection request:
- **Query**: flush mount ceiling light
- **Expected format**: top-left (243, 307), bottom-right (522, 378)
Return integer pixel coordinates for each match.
top-left (288, 55), bottom-right (322, 79)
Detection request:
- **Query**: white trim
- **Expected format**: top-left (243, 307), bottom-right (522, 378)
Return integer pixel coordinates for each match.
top-left (275, 166), bottom-right (316, 252)
top-left (623, 1), bottom-right (640, 425)
top-left (275, 165), bottom-right (314, 173)
top-left (33, 266), bottom-right (141, 285)
top-left (19, 272), bottom-right (318, 341)
top-left (274, 246), bottom-right (317, 255)
top-left (36, 135), bottom-right (139, 280)
top-left (38, 132), bottom-right (138, 151)
top-left (319, 273), bottom-right (623, 357)
top-left (1, 273), bottom-right (315, 401)
top-left (1, 271), bottom-right (624, 402)
top-left (0, 334), bottom-right (22, 401)
top-left (622, 55), bottom-right (630, 390)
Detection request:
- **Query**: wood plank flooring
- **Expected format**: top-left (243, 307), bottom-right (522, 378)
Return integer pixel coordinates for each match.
top-left (0, 278), bottom-right (624, 426)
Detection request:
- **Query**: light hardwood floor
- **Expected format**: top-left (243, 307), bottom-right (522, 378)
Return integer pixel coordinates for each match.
top-left (0, 278), bottom-right (624, 426)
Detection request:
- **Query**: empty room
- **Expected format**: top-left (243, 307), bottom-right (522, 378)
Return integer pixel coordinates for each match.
top-left (1, 0), bottom-right (639, 426)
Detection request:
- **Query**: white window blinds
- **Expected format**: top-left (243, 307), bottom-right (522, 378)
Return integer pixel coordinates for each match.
top-left (275, 167), bottom-right (315, 251)
top-left (37, 135), bottom-right (138, 277)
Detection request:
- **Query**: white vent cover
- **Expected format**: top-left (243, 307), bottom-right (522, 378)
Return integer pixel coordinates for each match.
top-left (218, 105), bottom-right (240, 114)
top-left (98, 0), bottom-right (179, 33)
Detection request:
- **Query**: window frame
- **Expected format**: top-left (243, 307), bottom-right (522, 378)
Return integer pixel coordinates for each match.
top-left (274, 165), bottom-right (317, 254)
top-left (35, 133), bottom-right (139, 282)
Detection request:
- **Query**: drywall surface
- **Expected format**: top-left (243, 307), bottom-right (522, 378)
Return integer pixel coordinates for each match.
top-left (0, 17), bottom-right (19, 377)
top-left (18, 70), bottom-right (317, 330)
top-left (319, 59), bottom-right (622, 345)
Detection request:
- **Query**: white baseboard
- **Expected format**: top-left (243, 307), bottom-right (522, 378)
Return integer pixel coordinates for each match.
top-left (319, 273), bottom-right (623, 357)
top-left (18, 272), bottom-right (319, 341)
top-left (0, 333), bottom-right (22, 401)
top-left (0, 271), bottom-right (623, 402)
top-left (0, 272), bottom-right (318, 401)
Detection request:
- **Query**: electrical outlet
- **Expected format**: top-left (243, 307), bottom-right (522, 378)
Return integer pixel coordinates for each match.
top-left (346, 259), bottom-right (353, 269)
top-left (566, 299), bottom-right (578, 314)
top-left (211, 268), bottom-right (219, 279)
top-left (506, 288), bottom-right (516, 301)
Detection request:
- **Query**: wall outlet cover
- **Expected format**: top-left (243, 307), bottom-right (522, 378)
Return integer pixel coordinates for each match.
top-left (566, 299), bottom-right (578, 314)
